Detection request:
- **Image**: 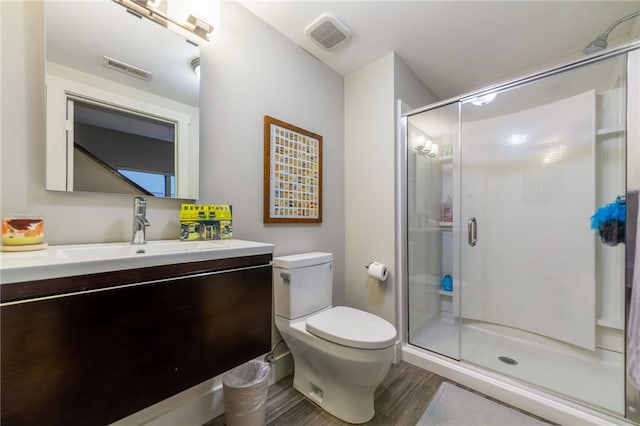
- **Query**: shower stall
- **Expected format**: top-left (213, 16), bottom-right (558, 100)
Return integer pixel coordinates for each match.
top-left (399, 41), bottom-right (639, 422)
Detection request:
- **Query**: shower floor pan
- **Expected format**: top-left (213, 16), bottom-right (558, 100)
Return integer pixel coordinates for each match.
top-left (411, 314), bottom-right (624, 415)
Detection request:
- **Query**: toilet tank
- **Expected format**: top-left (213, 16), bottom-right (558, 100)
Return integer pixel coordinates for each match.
top-left (273, 252), bottom-right (333, 319)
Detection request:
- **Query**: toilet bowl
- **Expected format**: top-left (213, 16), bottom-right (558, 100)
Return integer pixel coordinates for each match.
top-left (273, 253), bottom-right (397, 424)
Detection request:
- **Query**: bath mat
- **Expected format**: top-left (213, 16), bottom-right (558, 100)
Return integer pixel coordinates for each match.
top-left (416, 382), bottom-right (550, 426)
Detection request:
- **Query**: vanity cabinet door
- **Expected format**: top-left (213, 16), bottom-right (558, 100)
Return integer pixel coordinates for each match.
top-left (1, 263), bottom-right (272, 426)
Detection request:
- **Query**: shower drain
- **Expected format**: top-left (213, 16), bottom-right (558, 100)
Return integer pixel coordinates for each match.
top-left (498, 356), bottom-right (518, 366)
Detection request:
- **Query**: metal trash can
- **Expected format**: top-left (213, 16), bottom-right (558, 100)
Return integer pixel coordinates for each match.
top-left (223, 360), bottom-right (271, 426)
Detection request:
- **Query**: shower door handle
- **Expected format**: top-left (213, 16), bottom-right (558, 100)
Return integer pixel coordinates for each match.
top-left (468, 217), bottom-right (477, 247)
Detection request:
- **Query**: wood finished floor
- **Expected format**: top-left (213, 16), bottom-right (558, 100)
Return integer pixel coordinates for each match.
top-left (205, 361), bottom-right (554, 426)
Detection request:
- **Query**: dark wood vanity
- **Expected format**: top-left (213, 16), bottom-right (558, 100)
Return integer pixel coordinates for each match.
top-left (1, 253), bottom-right (272, 425)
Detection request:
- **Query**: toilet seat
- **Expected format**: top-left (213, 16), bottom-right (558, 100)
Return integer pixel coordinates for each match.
top-left (305, 306), bottom-right (396, 349)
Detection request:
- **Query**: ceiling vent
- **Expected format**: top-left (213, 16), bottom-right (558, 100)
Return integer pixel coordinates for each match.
top-left (305, 13), bottom-right (351, 51)
top-left (103, 56), bottom-right (152, 81)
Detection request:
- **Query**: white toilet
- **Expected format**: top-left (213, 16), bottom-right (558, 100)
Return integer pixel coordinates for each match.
top-left (273, 252), bottom-right (397, 424)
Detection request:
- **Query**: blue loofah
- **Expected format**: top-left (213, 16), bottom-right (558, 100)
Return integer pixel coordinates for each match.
top-left (591, 196), bottom-right (626, 246)
top-left (590, 196), bottom-right (626, 230)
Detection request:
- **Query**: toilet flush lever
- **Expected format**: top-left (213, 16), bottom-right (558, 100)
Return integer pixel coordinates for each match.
top-left (280, 272), bottom-right (291, 282)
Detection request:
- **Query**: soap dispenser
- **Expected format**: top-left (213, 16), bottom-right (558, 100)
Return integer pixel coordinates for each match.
top-left (442, 195), bottom-right (452, 222)
top-left (441, 275), bottom-right (453, 292)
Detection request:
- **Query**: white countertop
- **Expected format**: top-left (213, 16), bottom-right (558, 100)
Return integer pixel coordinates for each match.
top-left (0, 239), bottom-right (274, 284)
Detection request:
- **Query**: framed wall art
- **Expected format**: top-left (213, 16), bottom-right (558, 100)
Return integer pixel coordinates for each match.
top-left (263, 115), bottom-right (322, 223)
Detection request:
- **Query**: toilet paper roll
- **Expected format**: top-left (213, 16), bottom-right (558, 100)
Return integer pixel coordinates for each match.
top-left (368, 262), bottom-right (388, 281)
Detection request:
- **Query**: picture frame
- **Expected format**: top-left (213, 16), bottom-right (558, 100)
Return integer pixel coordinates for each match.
top-left (263, 115), bottom-right (322, 223)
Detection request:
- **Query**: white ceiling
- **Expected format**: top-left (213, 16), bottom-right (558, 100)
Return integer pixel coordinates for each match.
top-left (239, 1), bottom-right (640, 100)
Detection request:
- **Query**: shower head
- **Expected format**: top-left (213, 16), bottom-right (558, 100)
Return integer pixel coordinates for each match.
top-left (583, 35), bottom-right (609, 55)
top-left (583, 9), bottom-right (640, 55)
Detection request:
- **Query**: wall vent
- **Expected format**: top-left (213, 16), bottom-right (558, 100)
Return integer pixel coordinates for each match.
top-left (305, 13), bottom-right (351, 51)
top-left (103, 56), bottom-right (152, 81)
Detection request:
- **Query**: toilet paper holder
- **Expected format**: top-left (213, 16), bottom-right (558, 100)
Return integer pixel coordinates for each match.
top-left (365, 261), bottom-right (388, 281)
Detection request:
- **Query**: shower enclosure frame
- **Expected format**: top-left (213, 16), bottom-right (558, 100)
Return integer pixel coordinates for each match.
top-left (395, 39), bottom-right (640, 424)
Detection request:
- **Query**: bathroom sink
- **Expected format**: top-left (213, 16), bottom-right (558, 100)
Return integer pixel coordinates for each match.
top-left (0, 239), bottom-right (274, 284)
top-left (55, 240), bottom-right (226, 261)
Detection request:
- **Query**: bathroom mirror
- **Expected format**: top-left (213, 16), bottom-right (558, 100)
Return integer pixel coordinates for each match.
top-left (44, 0), bottom-right (200, 199)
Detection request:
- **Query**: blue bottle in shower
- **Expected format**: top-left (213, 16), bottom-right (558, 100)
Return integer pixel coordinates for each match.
top-left (441, 275), bottom-right (453, 292)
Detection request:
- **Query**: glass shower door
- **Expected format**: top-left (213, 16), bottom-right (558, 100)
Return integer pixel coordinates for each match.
top-left (459, 54), bottom-right (627, 414)
top-left (407, 102), bottom-right (460, 359)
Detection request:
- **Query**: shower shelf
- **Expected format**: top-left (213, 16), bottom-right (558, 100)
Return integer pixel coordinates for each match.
top-left (596, 127), bottom-right (624, 136)
top-left (410, 225), bottom-right (452, 232)
top-left (596, 318), bottom-right (624, 330)
top-left (410, 227), bottom-right (451, 232)
top-left (439, 155), bottom-right (453, 163)
top-left (439, 289), bottom-right (453, 296)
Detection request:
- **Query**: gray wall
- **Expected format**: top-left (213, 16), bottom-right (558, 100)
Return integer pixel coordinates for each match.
top-left (199, 1), bottom-right (346, 303)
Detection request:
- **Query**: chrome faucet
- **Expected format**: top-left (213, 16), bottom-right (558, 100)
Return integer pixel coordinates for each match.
top-left (131, 196), bottom-right (150, 245)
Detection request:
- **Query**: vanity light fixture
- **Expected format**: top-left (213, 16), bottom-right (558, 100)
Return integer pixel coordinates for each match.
top-left (414, 135), bottom-right (438, 158)
top-left (113, 0), bottom-right (216, 44)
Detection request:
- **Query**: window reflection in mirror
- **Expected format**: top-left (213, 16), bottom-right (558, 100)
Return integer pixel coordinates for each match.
top-left (44, 0), bottom-right (199, 199)
top-left (71, 99), bottom-right (176, 198)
